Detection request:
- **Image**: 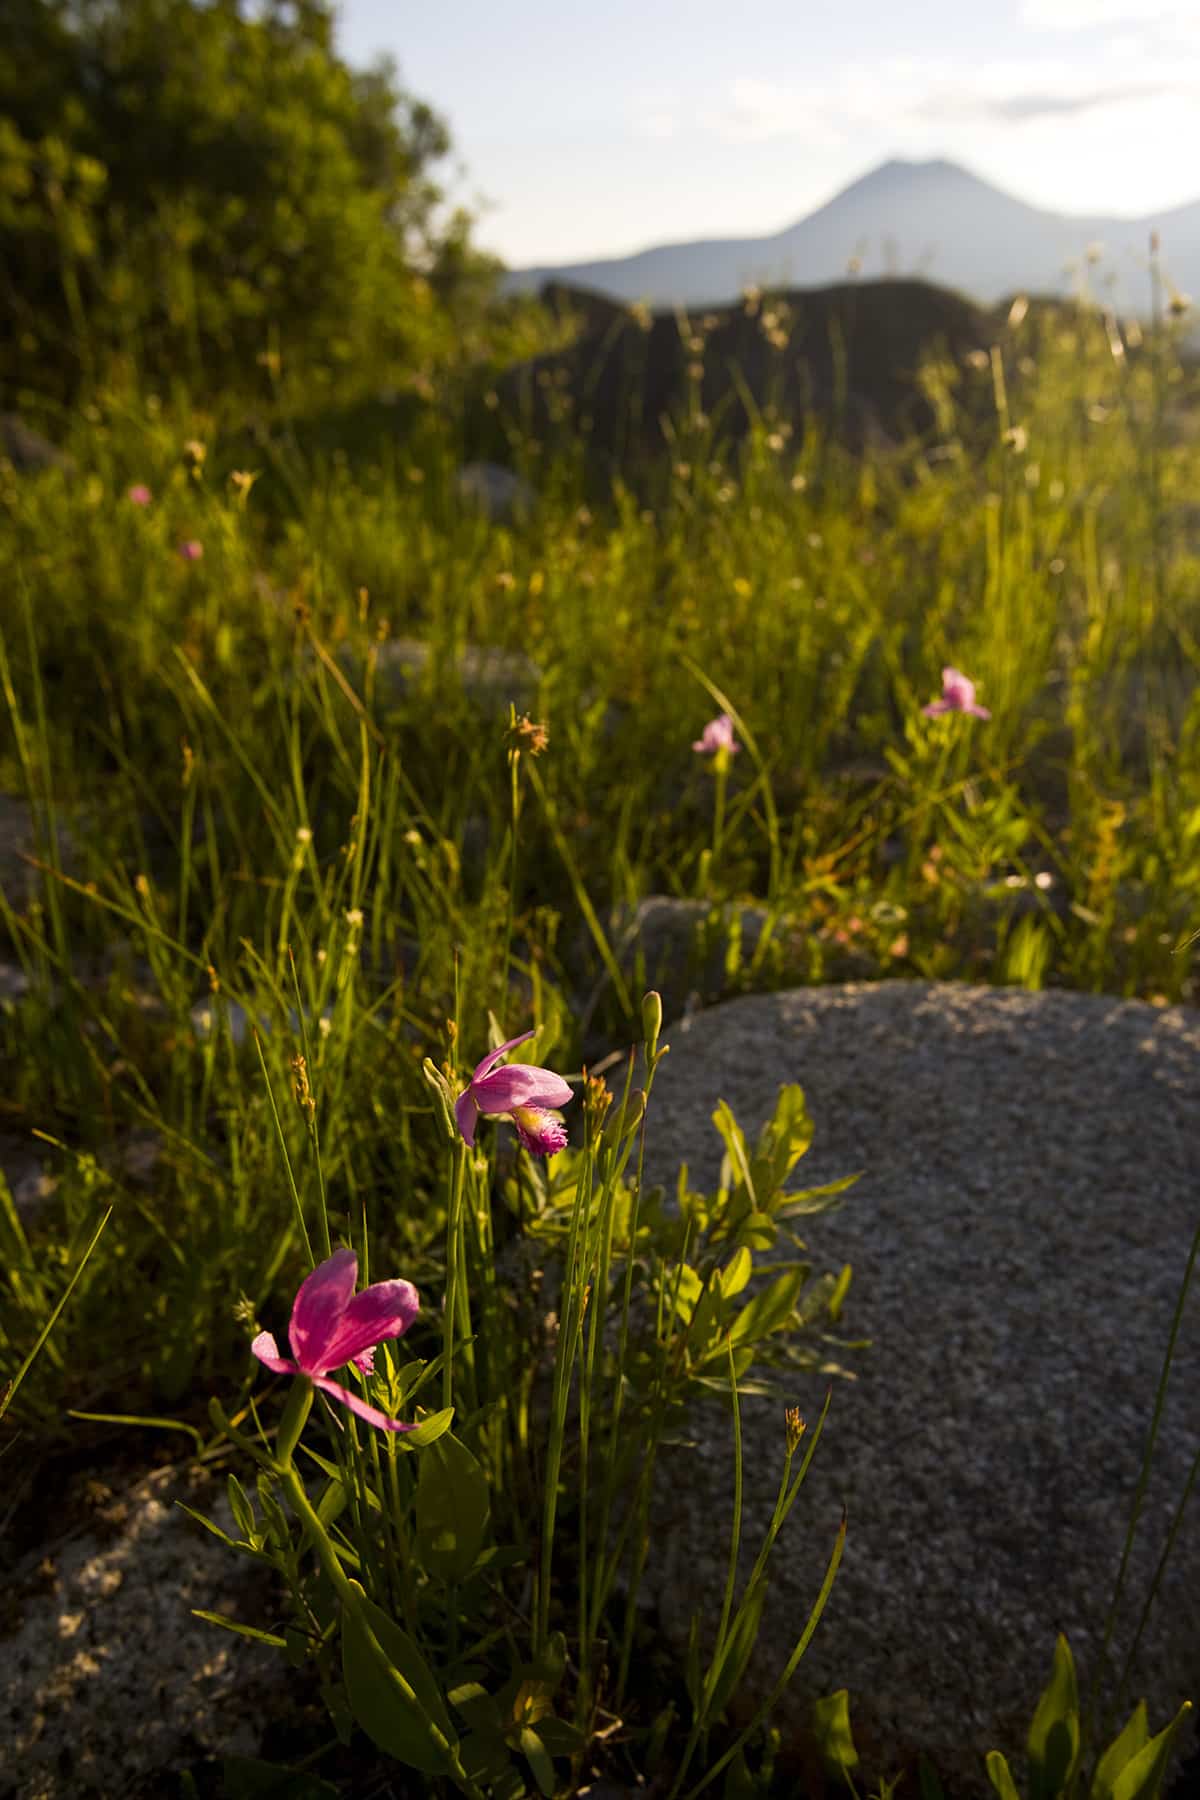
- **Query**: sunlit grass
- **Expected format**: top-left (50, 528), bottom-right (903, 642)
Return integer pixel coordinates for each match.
top-left (2, 294), bottom-right (1199, 1430)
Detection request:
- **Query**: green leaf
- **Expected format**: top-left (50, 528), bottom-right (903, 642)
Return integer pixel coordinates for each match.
top-left (449, 1681), bottom-right (504, 1734)
top-left (459, 1729), bottom-right (512, 1784)
top-left (811, 1688), bottom-right (860, 1776)
top-left (219, 1754), bottom-right (338, 1799)
top-left (1109, 1702), bottom-right (1192, 1800)
top-left (918, 1752), bottom-right (948, 1800)
top-left (986, 1751), bottom-right (1023, 1800)
top-left (828, 1262), bottom-right (853, 1324)
top-left (1027, 1635), bottom-right (1080, 1800)
top-left (533, 1629), bottom-right (568, 1690)
top-left (712, 1100), bottom-right (756, 1203)
top-left (752, 1082), bottom-right (814, 1194)
top-left (176, 1503), bottom-right (240, 1552)
top-left (397, 1405), bottom-right (455, 1449)
top-left (227, 1473), bottom-right (256, 1542)
top-left (727, 1267), bottom-right (805, 1346)
top-left (192, 1610), bottom-right (287, 1648)
top-left (1091, 1702), bottom-right (1149, 1800)
top-left (707, 1581), bottom-right (766, 1722)
top-left (316, 1478), bottom-right (347, 1529)
top-left (341, 1593), bottom-right (457, 1775)
top-left (519, 1725), bottom-right (557, 1797)
top-left (533, 1716), bottom-right (586, 1755)
top-left (720, 1246), bottom-right (753, 1298)
top-left (415, 1431), bottom-right (491, 1582)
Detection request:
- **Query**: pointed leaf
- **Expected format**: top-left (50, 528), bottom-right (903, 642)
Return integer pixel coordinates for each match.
top-left (396, 1405), bottom-right (455, 1449)
top-left (708, 1581), bottom-right (767, 1721)
top-left (192, 1610), bottom-right (287, 1648)
top-left (227, 1473), bottom-right (256, 1542)
top-left (986, 1751), bottom-right (1022, 1800)
top-left (720, 1246), bottom-right (753, 1299)
top-left (712, 1100), bottom-right (755, 1203)
top-left (1110, 1702), bottom-right (1193, 1800)
top-left (1027, 1635), bottom-right (1080, 1800)
top-left (811, 1688), bottom-right (860, 1777)
top-left (415, 1431), bottom-right (491, 1582)
top-left (1091, 1702), bottom-right (1150, 1800)
top-left (519, 1725), bottom-right (557, 1798)
top-left (534, 1717), bottom-right (586, 1755)
top-left (341, 1593), bottom-right (457, 1775)
top-left (449, 1681), bottom-right (504, 1735)
top-left (919, 1752), bottom-right (948, 1800)
top-left (220, 1755), bottom-right (339, 1800)
top-left (727, 1267), bottom-right (805, 1346)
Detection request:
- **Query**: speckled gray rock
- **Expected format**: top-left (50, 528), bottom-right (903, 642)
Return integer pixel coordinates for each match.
top-left (639, 982), bottom-right (1200, 1794)
top-left (0, 795), bottom-right (77, 908)
top-left (455, 461), bottom-right (535, 523)
top-left (577, 896), bottom-right (779, 1039)
top-left (2, 1464), bottom-right (290, 1800)
top-left (337, 636), bottom-right (541, 714)
top-left (0, 415), bottom-right (72, 475)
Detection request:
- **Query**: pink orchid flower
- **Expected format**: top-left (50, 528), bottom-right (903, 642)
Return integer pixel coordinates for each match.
top-left (455, 1029), bottom-right (573, 1156)
top-left (922, 667), bottom-right (991, 720)
top-left (692, 713), bottom-right (741, 755)
top-left (127, 483), bottom-right (152, 506)
top-left (251, 1248), bottom-right (421, 1433)
top-left (179, 539), bottom-right (204, 562)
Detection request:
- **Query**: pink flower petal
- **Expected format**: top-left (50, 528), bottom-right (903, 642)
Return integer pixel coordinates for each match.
top-left (251, 1330), bottom-right (297, 1377)
top-left (967, 704), bottom-right (992, 719)
top-left (316, 1278), bottom-right (420, 1373)
top-left (473, 1063), bottom-right (573, 1114)
top-left (312, 1374), bottom-right (422, 1433)
top-left (455, 1086), bottom-right (480, 1147)
top-left (922, 701), bottom-right (950, 716)
top-left (288, 1248), bottom-right (359, 1372)
top-left (471, 1028), bottom-right (537, 1084)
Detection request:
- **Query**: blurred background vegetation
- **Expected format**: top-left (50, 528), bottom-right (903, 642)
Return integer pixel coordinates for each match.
top-left (0, 0), bottom-right (551, 413)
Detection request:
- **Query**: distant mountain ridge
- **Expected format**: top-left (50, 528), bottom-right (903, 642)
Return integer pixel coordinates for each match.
top-left (503, 158), bottom-right (1199, 312)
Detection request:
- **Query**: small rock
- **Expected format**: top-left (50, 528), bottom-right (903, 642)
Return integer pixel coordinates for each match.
top-left (576, 896), bottom-right (779, 1036)
top-left (0, 414), bottom-right (73, 475)
top-left (348, 636), bottom-right (542, 714)
top-left (455, 461), bottom-right (535, 523)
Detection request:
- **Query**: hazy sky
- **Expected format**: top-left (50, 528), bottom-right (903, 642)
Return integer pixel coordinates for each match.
top-left (338, 0), bottom-right (1200, 267)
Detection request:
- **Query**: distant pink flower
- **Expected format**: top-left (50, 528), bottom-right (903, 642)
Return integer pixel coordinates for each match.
top-left (252, 1248), bottom-right (421, 1433)
top-left (179, 539), bottom-right (204, 562)
top-left (692, 713), bottom-right (741, 756)
top-left (127, 484), bottom-right (152, 506)
top-left (922, 667), bottom-right (991, 720)
top-left (455, 1029), bottom-right (572, 1156)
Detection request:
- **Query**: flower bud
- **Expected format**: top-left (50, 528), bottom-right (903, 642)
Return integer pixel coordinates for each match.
top-left (642, 989), bottom-right (663, 1057)
top-left (421, 1058), bottom-right (458, 1141)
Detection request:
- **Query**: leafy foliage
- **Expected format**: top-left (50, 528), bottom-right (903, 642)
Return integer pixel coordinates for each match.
top-left (0, 0), bottom-right (499, 403)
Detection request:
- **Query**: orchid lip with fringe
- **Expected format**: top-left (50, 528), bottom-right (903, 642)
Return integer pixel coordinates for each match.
top-left (455, 1028), bottom-right (573, 1155)
top-left (251, 1247), bottom-right (421, 1432)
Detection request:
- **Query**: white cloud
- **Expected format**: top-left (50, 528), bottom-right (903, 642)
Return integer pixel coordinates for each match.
top-left (702, 50), bottom-right (1195, 148)
top-left (1021, 0), bottom-right (1200, 40)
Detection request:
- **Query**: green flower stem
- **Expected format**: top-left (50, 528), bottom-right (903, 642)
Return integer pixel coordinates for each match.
top-left (278, 1461), bottom-right (484, 1800)
top-left (712, 754), bottom-right (729, 873)
top-left (442, 1142), bottom-right (474, 1414)
top-left (535, 1139), bottom-right (596, 1654)
top-left (274, 1377), bottom-right (314, 1467)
